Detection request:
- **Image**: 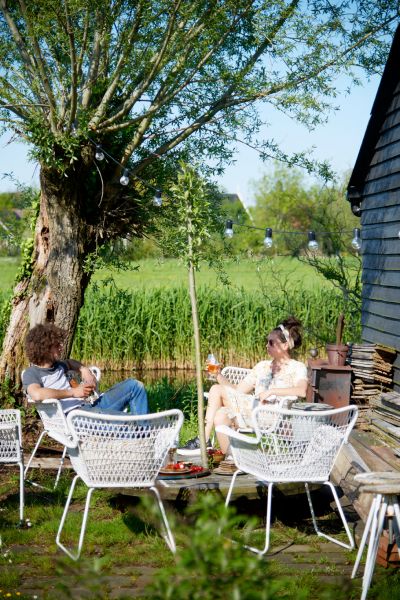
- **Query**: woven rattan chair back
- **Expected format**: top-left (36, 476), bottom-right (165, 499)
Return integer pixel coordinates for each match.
top-left (56, 409), bottom-right (184, 560)
top-left (217, 404), bottom-right (358, 555)
top-left (0, 409), bottom-right (24, 522)
top-left (23, 366), bottom-right (101, 488)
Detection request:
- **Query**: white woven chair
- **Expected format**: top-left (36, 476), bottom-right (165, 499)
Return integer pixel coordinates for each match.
top-left (23, 366), bottom-right (101, 488)
top-left (56, 408), bottom-right (184, 560)
top-left (0, 410), bottom-right (24, 523)
top-left (216, 404), bottom-right (358, 555)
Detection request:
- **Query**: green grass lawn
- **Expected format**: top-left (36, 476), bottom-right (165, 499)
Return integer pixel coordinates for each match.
top-left (0, 257), bottom-right (20, 293)
top-left (93, 256), bottom-right (330, 291)
top-left (0, 256), bottom-right (342, 294)
top-left (0, 466), bottom-right (397, 600)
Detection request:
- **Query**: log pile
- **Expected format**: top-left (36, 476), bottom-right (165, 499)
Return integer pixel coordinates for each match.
top-left (348, 344), bottom-right (396, 404)
top-left (368, 391), bottom-right (400, 448)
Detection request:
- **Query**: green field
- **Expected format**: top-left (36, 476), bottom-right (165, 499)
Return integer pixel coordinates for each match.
top-left (1, 256), bottom-right (336, 293)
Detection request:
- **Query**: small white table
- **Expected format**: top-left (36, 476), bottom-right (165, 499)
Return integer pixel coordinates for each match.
top-left (351, 471), bottom-right (400, 600)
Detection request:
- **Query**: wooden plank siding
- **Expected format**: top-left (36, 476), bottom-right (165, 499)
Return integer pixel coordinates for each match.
top-left (360, 82), bottom-right (400, 391)
top-left (347, 28), bottom-right (400, 391)
top-left (347, 25), bottom-right (400, 392)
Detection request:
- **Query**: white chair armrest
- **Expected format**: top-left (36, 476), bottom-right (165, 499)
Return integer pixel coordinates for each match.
top-left (215, 425), bottom-right (259, 445)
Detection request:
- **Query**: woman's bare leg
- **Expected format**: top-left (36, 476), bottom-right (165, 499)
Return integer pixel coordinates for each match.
top-left (213, 408), bottom-right (233, 454)
top-left (204, 384), bottom-right (229, 440)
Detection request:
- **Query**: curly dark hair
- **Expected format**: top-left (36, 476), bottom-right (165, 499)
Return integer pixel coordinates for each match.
top-left (25, 323), bottom-right (66, 365)
top-left (270, 316), bottom-right (303, 350)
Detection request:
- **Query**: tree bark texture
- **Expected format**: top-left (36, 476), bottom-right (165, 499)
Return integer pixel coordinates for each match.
top-left (0, 168), bottom-right (94, 387)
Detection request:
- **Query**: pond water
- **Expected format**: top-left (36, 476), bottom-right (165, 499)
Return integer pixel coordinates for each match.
top-left (100, 369), bottom-right (199, 389)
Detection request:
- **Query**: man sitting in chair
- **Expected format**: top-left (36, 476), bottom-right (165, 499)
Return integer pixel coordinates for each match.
top-left (22, 323), bottom-right (148, 415)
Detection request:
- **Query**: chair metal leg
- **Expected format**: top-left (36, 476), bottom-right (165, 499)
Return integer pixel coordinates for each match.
top-left (53, 445), bottom-right (67, 489)
top-left (150, 486), bottom-right (176, 553)
top-left (244, 482), bottom-right (274, 556)
top-left (226, 471), bottom-right (274, 556)
top-left (352, 494), bottom-right (381, 579)
top-left (56, 475), bottom-right (93, 561)
top-left (355, 495), bottom-right (400, 600)
top-left (24, 430), bottom-right (46, 478)
top-left (305, 481), bottom-right (354, 549)
top-left (360, 498), bottom-right (388, 600)
top-left (18, 461), bottom-right (24, 523)
top-left (225, 469), bottom-right (241, 508)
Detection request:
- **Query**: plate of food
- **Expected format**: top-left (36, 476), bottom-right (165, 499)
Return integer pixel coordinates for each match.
top-left (159, 462), bottom-right (192, 475)
top-left (158, 462), bottom-right (211, 479)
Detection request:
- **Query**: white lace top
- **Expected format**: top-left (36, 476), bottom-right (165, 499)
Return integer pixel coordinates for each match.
top-left (240, 359), bottom-right (307, 398)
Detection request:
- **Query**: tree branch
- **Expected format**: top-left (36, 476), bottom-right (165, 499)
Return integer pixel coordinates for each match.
top-left (17, 0), bottom-right (58, 131)
top-left (90, 0), bottom-right (182, 130)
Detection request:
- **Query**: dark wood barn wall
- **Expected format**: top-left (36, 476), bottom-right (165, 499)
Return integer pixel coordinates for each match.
top-left (361, 80), bottom-right (400, 391)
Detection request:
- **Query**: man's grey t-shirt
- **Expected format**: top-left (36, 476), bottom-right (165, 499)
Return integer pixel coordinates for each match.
top-left (22, 361), bottom-right (82, 412)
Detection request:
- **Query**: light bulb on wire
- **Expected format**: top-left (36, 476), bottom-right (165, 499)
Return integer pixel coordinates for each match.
top-left (153, 190), bottom-right (162, 207)
top-left (225, 220), bottom-right (233, 238)
top-left (351, 228), bottom-right (361, 251)
top-left (120, 169), bottom-right (130, 186)
top-left (95, 145), bottom-right (105, 161)
top-left (263, 228), bottom-right (273, 248)
top-left (307, 231), bottom-right (319, 251)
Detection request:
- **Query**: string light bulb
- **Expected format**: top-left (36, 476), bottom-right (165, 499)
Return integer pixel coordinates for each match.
top-left (120, 169), bottom-right (130, 186)
top-left (351, 228), bottom-right (361, 251)
top-left (95, 145), bottom-right (105, 161)
top-left (153, 190), bottom-right (162, 207)
top-left (307, 231), bottom-right (319, 251)
top-left (225, 219), bottom-right (233, 238)
top-left (263, 228), bottom-right (273, 248)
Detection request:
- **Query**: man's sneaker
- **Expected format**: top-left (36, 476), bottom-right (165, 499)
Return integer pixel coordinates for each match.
top-left (177, 436), bottom-right (213, 456)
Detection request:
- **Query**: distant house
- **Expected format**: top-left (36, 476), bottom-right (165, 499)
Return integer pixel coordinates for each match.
top-left (347, 24), bottom-right (400, 391)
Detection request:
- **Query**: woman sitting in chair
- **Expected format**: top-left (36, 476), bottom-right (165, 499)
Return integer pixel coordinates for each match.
top-left (179, 316), bottom-right (308, 456)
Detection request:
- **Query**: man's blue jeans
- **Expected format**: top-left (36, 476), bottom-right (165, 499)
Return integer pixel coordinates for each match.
top-left (86, 379), bottom-right (148, 415)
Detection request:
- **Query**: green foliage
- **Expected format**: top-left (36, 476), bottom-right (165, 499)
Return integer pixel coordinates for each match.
top-left (0, 374), bottom-right (18, 409)
top-left (0, 291), bottom-right (11, 351)
top-left (158, 163), bottom-right (225, 270)
top-left (0, 2), bottom-right (398, 181)
top-left (148, 494), bottom-right (292, 600)
top-left (249, 164), bottom-right (360, 256)
top-left (13, 186), bottom-right (40, 284)
top-left (0, 188), bottom-right (35, 257)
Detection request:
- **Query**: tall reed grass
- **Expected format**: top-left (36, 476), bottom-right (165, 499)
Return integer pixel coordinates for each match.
top-left (71, 284), bottom-right (361, 369)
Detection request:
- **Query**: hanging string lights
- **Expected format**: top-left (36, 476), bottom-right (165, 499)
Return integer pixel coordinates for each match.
top-left (87, 137), bottom-right (367, 252)
top-left (119, 169), bottom-right (130, 186)
top-left (263, 227), bottom-right (273, 248)
top-left (89, 137), bottom-right (164, 205)
top-left (224, 220), bottom-right (364, 252)
top-left (351, 227), bottom-right (362, 251)
top-left (153, 190), bottom-right (162, 207)
top-left (307, 231), bottom-right (319, 251)
top-left (95, 145), bottom-right (105, 161)
top-left (224, 219), bottom-right (234, 238)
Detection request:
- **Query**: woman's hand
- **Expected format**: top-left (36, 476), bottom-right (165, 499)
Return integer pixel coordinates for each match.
top-left (259, 390), bottom-right (278, 404)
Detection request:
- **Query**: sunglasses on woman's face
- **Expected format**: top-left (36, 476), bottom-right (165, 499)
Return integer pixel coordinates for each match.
top-left (267, 338), bottom-right (277, 347)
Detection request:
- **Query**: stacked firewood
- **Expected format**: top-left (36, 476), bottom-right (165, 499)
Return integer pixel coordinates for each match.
top-left (348, 343), bottom-right (395, 404)
top-left (368, 391), bottom-right (400, 448)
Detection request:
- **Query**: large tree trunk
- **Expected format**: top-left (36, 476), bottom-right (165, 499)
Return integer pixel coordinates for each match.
top-left (0, 168), bottom-right (94, 390)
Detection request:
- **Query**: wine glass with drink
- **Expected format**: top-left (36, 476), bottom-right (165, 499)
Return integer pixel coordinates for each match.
top-left (206, 353), bottom-right (220, 381)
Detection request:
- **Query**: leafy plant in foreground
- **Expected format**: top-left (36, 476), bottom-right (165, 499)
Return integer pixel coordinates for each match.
top-left (148, 494), bottom-right (296, 600)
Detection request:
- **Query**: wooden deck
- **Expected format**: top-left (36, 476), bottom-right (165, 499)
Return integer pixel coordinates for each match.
top-left (24, 427), bottom-right (400, 512)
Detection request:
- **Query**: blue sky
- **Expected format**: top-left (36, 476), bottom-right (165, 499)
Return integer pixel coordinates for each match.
top-left (0, 75), bottom-right (379, 205)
